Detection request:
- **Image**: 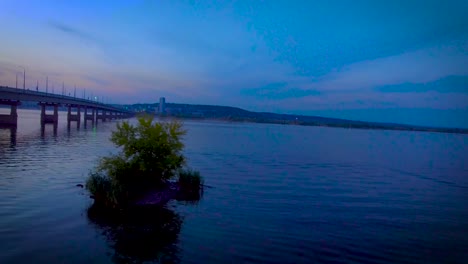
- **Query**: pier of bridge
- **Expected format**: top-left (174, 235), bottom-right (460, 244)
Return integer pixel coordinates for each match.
top-left (39, 102), bottom-right (59, 124)
top-left (0, 86), bottom-right (134, 129)
top-left (96, 109), bottom-right (107, 123)
top-left (0, 100), bottom-right (20, 126)
top-left (83, 106), bottom-right (95, 127)
top-left (67, 104), bottom-right (81, 129)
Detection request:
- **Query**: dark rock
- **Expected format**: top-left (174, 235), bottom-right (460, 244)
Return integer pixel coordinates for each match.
top-left (76, 184), bottom-right (84, 188)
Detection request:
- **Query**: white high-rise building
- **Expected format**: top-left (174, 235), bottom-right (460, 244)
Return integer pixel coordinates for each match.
top-left (158, 97), bottom-right (166, 114)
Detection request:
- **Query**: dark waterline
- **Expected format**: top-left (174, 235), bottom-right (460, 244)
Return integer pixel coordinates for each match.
top-left (1, 109), bottom-right (467, 263)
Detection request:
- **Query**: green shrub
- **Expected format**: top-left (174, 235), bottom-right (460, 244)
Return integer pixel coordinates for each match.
top-left (85, 171), bottom-right (117, 206)
top-left (108, 114), bottom-right (186, 182)
top-left (86, 171), bottom-right (111, 196)
top-left (86, 115), bottom-right (188, 206)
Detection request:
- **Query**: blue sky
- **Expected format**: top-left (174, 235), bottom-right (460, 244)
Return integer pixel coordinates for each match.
top-left (0, 0), bottom-right (467, 128)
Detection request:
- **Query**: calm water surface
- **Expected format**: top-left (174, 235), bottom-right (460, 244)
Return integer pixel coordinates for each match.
top-left (0, 109), bottom-right (467, 263)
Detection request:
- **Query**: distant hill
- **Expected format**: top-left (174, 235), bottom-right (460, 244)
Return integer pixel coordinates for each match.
top-left (123, 102), bottom-right (468, 135)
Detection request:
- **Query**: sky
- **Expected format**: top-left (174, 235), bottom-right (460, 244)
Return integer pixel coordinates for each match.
top-left (0, 0), bottom-right (467, 128)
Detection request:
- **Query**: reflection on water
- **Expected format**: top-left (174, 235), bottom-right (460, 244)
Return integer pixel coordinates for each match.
top-left (41, 123), bottom-right (58, 138)
top-left (0, 126), bottom-right (16, 146)
top-left (87, 205), bottom-right (183, 264)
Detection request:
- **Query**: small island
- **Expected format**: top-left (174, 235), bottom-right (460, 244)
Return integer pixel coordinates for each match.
top-left (86, 115), bottom-right (203, 209)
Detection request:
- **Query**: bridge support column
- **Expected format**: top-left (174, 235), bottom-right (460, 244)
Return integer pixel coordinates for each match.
top-left (38, 102), bottom-right (59, 137)
top-left (84, 107), bottom-right (95, 128)
top-left (0, 100), bottom-right (20, 127)
top-left (39, 102), bottom-right (59, 125)
top-left (96, 109), bottom-right (106, 124)
top-left (67, 105), bottom-right (81, 129)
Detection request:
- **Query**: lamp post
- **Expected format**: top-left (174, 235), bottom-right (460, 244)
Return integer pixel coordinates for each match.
top-left (18, 66), bottom-right (26, 90)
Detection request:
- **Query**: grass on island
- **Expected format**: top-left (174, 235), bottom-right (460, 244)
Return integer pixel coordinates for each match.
top-left (86, 114), bottom-right (203, 208)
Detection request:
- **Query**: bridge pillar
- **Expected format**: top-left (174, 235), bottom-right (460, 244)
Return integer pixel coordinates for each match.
top-left (0, 100), bottom-right (20, 127)
top-left (95, 109), bottom-right (106, 124)
top-left (84, 106), bottom-right (95, 128)
top-left (67, 105), bottom-right (81, 129)
top-left (39, 103), bottom-right (59, 125)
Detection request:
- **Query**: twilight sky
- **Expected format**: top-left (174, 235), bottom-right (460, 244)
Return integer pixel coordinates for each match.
top-left (1, 0), bottom-right (467, 128)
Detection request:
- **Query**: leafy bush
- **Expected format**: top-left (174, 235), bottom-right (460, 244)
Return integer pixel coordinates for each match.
top-left (86, 115), bottom-right (190, 207)
top-left (86, 171), bottom-right (111, 197)
top-left (109, 115), bottom-right (186, 182)
top-left (85, 171), bottom-right (116, 206)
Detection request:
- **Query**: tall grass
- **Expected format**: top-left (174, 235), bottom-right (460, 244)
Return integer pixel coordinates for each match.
top-left (178, 169), bottom-right (203, 188)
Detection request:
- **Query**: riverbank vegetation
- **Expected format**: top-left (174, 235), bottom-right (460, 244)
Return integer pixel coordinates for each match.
top-left (86, 115), bottom-right (203, 208)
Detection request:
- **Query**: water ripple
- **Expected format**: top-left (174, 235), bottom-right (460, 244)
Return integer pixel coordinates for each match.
top-left (1, 111), bottom-right (467, 263)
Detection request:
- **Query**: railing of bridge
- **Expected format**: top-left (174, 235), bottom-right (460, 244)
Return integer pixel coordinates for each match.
top-left (0, 85), bottom-right (131, 113)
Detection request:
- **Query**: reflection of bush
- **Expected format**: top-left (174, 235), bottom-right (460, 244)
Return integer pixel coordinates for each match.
top-left (175, 187), bottom-right (204, 205)
top-left (87, 204), bottom-right (183, 264)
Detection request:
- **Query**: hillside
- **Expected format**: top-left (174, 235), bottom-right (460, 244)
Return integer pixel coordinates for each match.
top-left (123, 103), bottom-right (468, 135)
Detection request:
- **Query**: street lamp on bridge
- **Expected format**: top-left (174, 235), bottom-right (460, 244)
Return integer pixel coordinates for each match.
top-left (18, 66), bottom-right (26, 90)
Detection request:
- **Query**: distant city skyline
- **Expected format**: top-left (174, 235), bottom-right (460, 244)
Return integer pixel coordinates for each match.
top-left (0, 1), bottom-right (467, 128)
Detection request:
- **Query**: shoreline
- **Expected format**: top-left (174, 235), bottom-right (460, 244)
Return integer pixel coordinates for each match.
top-left (5, 106), bottom-right (468, 135)
top-left (168, 115), bottom-right (468, 135)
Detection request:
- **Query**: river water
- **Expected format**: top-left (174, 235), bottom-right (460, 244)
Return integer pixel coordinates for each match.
top-left (0, 109), bottom-right (467, 263)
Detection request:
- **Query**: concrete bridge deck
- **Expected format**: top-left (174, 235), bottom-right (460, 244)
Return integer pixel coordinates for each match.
top-left (0, 86), bottom-right (134, 127)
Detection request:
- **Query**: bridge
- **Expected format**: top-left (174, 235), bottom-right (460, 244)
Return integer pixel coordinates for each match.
top-left (0, 86), bottom-right (134, 129)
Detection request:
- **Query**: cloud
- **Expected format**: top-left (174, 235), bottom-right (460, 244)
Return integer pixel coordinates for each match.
top-left (48, 21), bottom-right (99, 43)
top-left (264, 91), bottom-right (468, 111)
top-left (311, 41), bottom-right (468, 92)
top-left (242, 0), bottom-right (468, 77)
top-left (241, 82), bottom-right (321, 100)
top-left (376, 75), bottom-right (468, 93)
top-left (83, 75), bottom-right (111, 87)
